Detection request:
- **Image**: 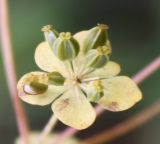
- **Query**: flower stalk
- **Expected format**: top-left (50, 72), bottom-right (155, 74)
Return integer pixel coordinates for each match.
top-left (0, 0), bottom-right (29, 143)
top-left (38, 115), bottom-right (58, 142)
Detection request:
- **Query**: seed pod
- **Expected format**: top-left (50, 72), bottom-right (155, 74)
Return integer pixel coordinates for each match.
top-left (53, 32), bottom-right (80, 61)
top-left (87, 80), bottom-right (104, 102)
top-left (23, 82), bottom-right (48, 95)
top-left (48, 71), bottom-right (65, 86)
top-left (83, 24), bottom-right (109, 54)
top-left (41, 25), bottom-right (59, 47)
top-left (85, 49), bottom-right (109, 68)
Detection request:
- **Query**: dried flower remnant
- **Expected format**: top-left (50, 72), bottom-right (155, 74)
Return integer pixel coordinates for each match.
top-left (17, 24), bottom-right (142, 130)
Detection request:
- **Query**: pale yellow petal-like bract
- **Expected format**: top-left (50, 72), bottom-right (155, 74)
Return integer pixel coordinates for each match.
top-left (85, 61), bottom-right (121, 79)
top-left (34, 42), bottom-right (68, 77)
top-left (73, 31), bottom-right (88, 47)
top-left (51, 87), bottom-right (96, 129)
top-left (98, 76), bottom-right (142, 111)
top-left (73, 31), bottom-right (88, 67)
top-left (17, 72), bottom-right (64, 106)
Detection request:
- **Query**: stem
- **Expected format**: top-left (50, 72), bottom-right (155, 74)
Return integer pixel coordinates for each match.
top-left (0, 0), bottom-right (29, 143)
top-left (64, 61), bottom-right (73, 77)
top-left (52, 128), bottom-right (77, 144)
top-left (70, 60), bottom-right (74, 73)
top-left (80, 67), bottom-right (94, 77)
top-left (82, 77), bottom-right (107, 82)
top-left (83, 99), bottom-right (160, 144)
top-left (132, 56), bottom-right (160, 84)
top-left (77, 64), bottom-right (86, 77)
top-left (38, 115), bottom-right (58, 142)
top-left (52, 56), bottom-right (160, 144)
top-left (82, 77), bottom-right (100, 82)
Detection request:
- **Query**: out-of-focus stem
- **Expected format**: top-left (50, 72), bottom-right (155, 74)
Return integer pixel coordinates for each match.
top-left (0, 0), bottom-right (29, 143)
top-left (132, 56), bottom-right (160, 84)
top-left (83, 99), bottom-right (160, 144)
top-left (52, 56), bottom-right (160, 144)
top-left (38, 115), bottom-right (58, 142)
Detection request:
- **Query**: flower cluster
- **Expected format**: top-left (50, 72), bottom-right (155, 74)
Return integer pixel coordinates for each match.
top-left (17, 24), bottom-right (142, 130)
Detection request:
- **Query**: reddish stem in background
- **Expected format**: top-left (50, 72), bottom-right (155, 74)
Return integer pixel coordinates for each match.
top-left (52, 56), bottom-right (160, 144)
top-left (0, 0), bottom-right (29, 143)
top-left (132, 56), bottom-right (160, 84)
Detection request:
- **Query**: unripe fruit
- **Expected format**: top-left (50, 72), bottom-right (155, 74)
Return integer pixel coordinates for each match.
top-left (48, 71), bottom-right (65, 86)
top-left (23, 82), bottom-right (48, 95)
top-left (87, 80), bottom-right (104, 102)
top-left (86, 49), bottom-right (109, 68)
top-left (41, 25), bottom-right (59, 47)
top-left (53, 32), bottom-right (80, 61)
top-left (83, 24), bottom-right (109, 54)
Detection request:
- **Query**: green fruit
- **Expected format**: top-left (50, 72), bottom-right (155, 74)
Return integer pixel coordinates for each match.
top-left (48, 71), bottom-right (65, 86)
top-left (83, 24), bottom-right (109, 54)
top-left (85, 49), bottom-right (109, 68)
top-left (23, 82), bottom-right (48, 95)
top-left (53, 32), bottom-right (80, 61)
top-left (87, 90), bottom-right (104, 102)
top-left (87, 80), bottom-right (104, 102)
top-left (41, 25), bottom-right (59, 47)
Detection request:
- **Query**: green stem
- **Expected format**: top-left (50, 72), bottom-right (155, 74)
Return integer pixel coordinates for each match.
top-left (70, 60), bottom-right (74, 73)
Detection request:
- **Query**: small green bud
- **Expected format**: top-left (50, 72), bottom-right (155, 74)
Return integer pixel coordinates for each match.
top-left (23, 82), bottom-right (48, 95)
top-left (41, 25), bottom-right (59, 47)
top-left (53, 32), bottom-right (80, 61)
top-left (83, 24), bottom-right (109, 54)
top-left (85, 48), bottom-right (109, 68)
top-left (48, 71), bottom-right (65, 86)
top-left (87, 80), bottom-right (104, 102)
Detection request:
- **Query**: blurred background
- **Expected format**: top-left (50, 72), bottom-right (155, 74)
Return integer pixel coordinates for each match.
top-left (0, 0), bottom-right (160, 143)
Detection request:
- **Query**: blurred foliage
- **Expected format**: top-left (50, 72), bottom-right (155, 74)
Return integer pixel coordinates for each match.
top-left (0, 0), bottom-right (160, 143)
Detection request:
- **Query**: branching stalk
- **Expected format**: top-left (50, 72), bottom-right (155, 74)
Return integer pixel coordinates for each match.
top-left (38, 115), bottom-right (58, 142)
